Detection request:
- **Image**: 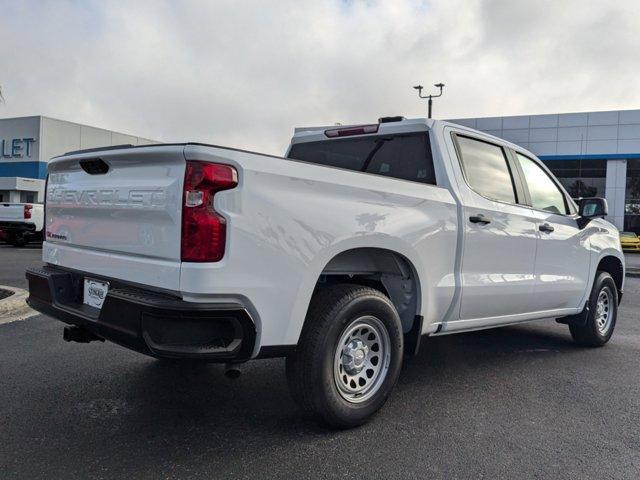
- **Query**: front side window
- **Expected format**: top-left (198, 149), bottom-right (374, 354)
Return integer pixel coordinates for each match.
top-left (287, 133), bottom-right (436, 185)
top-left (516, 154), bottom-right (567, 214)
top-left (456, 135), bottom-right (517, 203)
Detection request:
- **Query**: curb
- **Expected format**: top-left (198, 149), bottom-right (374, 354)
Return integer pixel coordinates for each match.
top-left (0, 286), bottom-right (38, 325)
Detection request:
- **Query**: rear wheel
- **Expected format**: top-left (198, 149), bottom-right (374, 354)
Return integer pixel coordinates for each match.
top-left (6, 232), bottom-right (27, 247)
top-left (286, 284), bottom-right (403, 428)
top-left (569, 271), bottom-right (618, 347)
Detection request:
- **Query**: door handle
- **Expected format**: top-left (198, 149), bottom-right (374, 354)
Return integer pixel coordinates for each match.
top-left (539, 223), bottom-right (554, 233)
top-left (469, 214), bottom-right (491, 225)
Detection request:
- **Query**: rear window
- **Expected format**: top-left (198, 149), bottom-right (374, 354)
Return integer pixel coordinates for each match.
top-left (456, 135), bottom-right (517, 204)
top-left (287, 133), bottom-right (437, 185)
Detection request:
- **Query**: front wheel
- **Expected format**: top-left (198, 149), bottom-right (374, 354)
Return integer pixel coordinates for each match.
top-left (286, 284), bottom-right (403, 428)
top-left (569, 271), bottom-right (618, 347)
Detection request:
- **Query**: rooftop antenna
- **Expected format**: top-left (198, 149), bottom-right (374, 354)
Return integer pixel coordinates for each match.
top-left (413, 83), bottom-right (445, 118)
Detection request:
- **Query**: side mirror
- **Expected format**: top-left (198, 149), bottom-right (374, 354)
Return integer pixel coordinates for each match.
top-left (577, 197), bottom-right (608, 218)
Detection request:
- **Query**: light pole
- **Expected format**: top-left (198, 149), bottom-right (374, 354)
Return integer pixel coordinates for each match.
top-left (413, 83), bottom-right (445, 118)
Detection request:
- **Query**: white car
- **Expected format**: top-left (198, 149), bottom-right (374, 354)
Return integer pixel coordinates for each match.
top-left (26, 117), bottom-right (624, 427)
top-left (0, 203), bottom-right (44, 246)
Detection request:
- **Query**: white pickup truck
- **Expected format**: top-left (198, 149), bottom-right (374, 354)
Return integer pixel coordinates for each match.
top-left (26, 117), bottom-right (624, 427)
top-left (0, 203), bottom-right (44, 246)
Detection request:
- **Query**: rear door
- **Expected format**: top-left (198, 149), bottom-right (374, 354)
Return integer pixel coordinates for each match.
top-left (513, 152), bottom-right (591, 311)
top-left (452, 134), bottom-right (538, 321)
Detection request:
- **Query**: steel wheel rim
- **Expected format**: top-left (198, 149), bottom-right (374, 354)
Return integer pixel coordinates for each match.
top-left (595, 288), bottom-right (613, 335)
top-left (333, 315), bottom-right (391, 404)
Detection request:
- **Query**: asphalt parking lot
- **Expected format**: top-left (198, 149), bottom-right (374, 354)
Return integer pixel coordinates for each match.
top-left (1, 243), bottom-right (640, 479)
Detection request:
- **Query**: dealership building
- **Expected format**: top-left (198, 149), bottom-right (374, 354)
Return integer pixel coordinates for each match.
top-left (0, 116), bottom-right (156, 204)
top-left (449, 109), bottom-right (640, 232)
top-left (3, 110), bottom-right (640, 232)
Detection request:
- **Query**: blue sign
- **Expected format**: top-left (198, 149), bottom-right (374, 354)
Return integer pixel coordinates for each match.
top-left (1, 138), bottom-right (36, 158)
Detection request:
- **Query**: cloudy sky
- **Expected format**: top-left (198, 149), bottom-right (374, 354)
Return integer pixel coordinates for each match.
top-left (1, 0), bottom-right (639, 155)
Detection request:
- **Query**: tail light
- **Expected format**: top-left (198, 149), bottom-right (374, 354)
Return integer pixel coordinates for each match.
top-left (324, 124), bottom-right (379, 138)
top-left (24, 204), bottom-right (33, 219)
top-left (181, 161), bottom-right (238, 262)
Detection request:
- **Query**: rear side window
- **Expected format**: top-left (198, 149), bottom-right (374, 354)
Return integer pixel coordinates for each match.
top-left (516, 153), bottom-right (568, 214)
top-left (456, 136), bottom-right (517, 203)
top-left (287, 133), bottom-right (436, 185)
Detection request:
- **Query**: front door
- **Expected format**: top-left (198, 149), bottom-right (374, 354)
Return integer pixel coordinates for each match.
top-left (514, 153), bottom-right (591, 311)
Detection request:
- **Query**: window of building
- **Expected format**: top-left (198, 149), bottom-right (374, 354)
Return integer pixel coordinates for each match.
top-left (516, 154), bottom-right (567, 215)
top-left (20, 192), bottom-right (36, 203)
top-left (541, 159), bottom-right (606, 199)
top-left (287, 133), bottom-right (437, 185)
top-left (625, 159), bottom-right (640, 233)
top-left (456, 136), bottom-right (517, 203)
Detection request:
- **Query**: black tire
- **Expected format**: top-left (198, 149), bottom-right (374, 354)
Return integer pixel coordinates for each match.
top-left (6, 233), bottom-right (27, 247)
top-left (569, 271), bottom-right (618, 347)
top-left (286, 284), bottom-right (403, 428)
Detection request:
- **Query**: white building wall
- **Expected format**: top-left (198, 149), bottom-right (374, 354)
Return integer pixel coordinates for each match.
top-left (40, 117), bottom-right (158, 162)
top-left (0, 116), bottom-right (41, 160)
top-left (448, 109), bottom-right (640, 157)
top-left (605, 160), bottom-right (627, 230)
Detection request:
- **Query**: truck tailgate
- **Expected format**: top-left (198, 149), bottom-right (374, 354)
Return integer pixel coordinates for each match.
top-left (0, 204), bottom-right (26, 221)
top-left (44, 145), bottom-right (186, 291)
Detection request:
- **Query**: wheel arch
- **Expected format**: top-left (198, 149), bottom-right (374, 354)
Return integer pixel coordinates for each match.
top-left (596, 254), bottom-right (624, 301)
top-left (287, 241), bottom-right (425, 346)
top-left (319, 247), bottom-right (422, 332)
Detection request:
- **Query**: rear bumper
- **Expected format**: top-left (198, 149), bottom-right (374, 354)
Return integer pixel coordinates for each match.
top-left (0, 221), bottom-right (36, 232)
top-left (26, 265), bottom-right (256, 362)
